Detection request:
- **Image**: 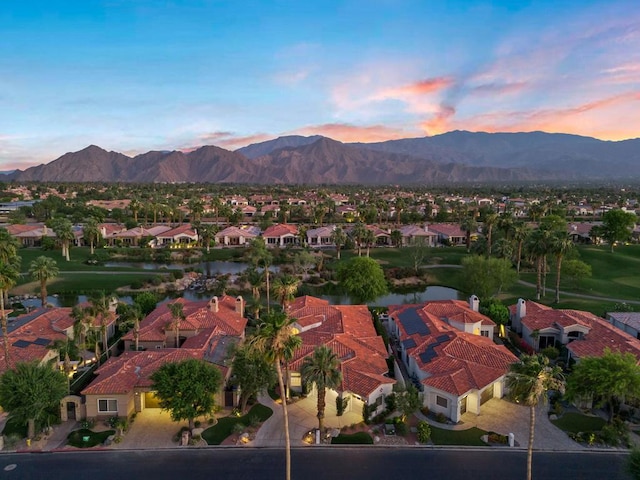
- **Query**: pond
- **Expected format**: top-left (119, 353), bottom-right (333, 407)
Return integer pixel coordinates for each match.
top-left (320, 285), bottom-right (461, 307)
top-left (103, 260), bottom-right (279, 275)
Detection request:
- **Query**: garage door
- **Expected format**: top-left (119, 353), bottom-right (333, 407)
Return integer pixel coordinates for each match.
top-left (480, 385), bottom-right (494, 405)
top-left (144, 392), bottom-right (162, 408)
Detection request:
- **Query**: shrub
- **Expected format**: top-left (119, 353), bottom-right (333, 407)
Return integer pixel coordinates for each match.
top-left (417, 421), bottom-right (431, 444)
top-left (194, 420), bottom-right (201, 428)
top-left (435, 412), bottom-right (447, 424)
top-left (420, 406), bottom-right (430, 416)
top-left (541, 346), bottom-right (560, 360)
top-left (385, 393), bottom-right (397, 413)
top-left (232, 423), bottom-right (246, 435)
top-left (248, 415), bottom-right (261, 428)
top-left (393, 417), bottom-right (407, 436)
top-left (362, 403), bottom-right (372, 425)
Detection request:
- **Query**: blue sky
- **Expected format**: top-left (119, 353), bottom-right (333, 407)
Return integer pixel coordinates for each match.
top-left (1, 0), bottom-right (639, 169)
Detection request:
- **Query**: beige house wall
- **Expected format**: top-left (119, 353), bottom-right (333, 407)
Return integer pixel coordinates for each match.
top-left (85, 393), bottom-right (134, 419)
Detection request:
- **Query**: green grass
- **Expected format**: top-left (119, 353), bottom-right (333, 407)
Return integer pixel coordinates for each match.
top-left (550, 412), bottom-right (606, 434)
top-left (67, 428), bottom-right (115, 448)
top-left (331, 431), bottom-right (374, 444)
top-left (429, 425), bottom-right (488, 446)
top-left (201, 403), bottom-right (273, 445)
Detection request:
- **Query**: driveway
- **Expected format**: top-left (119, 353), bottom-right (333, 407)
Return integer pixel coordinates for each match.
top-left (111, 409), bottom-right (195, 449)
top-left (459, 398), bottom-right (584, 450)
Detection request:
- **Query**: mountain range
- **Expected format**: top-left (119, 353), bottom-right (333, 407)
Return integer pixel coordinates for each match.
top-left (5, 131), bottom-right (640, 184)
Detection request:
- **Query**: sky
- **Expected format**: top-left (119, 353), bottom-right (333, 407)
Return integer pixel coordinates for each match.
top-left (1, 0), bottom-right (639, 170)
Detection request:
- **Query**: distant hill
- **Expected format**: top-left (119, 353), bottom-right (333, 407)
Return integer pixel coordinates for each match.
top-left (236, 135), bottom-right (323, 159)
top-left (357, 131), bottom-right (640, 178)
top-left (7, 130), bottom-right (640, 183)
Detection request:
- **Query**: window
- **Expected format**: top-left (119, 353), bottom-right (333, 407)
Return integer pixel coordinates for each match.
top-left (98, 399), bottom-right (118, 413)
top-left (481, 330), bottom-right (489, 337)
top-left (436, 395), bottom-right (448, 408)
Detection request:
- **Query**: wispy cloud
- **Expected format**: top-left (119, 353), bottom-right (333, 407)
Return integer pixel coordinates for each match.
top-left (196, 131), bottom-right (274, 150)
top-left (293, 123), bottom-right (417, 143)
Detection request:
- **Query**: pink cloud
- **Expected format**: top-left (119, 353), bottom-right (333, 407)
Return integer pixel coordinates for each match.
top-left (419, 105), bottom-right (456, 135)
top-left (194, 131), bottom-right (274, 150)
top-left (381, 76), bottom-right (454, 97)
top-left (293, 123), bottom-right (417, 143)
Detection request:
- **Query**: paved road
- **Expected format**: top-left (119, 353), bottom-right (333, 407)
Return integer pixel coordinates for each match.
top-left (0, 448), bottom-right (631, 480)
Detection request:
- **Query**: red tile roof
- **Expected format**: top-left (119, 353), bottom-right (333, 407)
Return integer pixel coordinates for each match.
top-left (262, 223), bottom-right (298, 237)
top-left (285, 296), bottom-right (394, 398)
top-left (389, 302), bottom-right (516, 396)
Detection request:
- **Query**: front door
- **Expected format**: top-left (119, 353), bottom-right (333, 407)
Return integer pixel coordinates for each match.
top-left (66, 402), bottom-right (76, 420)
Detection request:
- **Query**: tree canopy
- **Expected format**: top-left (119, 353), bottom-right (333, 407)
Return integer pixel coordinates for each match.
top-left (461, 255), bottom-right (516, 300)
top-left (597, 209), bottom-right (637, 252)
top-left (566, 349), bottom-right (640, 422)
top-left (150, 358), bottom-right (223, 430)
top-left (336, 256), bottom-right (388, 303)
top-left (0, 362), bottom-right (67, 439)
top-left (229, 343), bottom-right (277, 413)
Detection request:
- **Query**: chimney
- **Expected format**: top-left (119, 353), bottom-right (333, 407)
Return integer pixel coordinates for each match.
top-left (209, 296), bottom-right (219, 313)
top-left (235, 296), bottom-right (245, 317)
top-left (43, 224), bottom-right (48, 235)
top-left (516, 298), bottom-right (526, 321)
top-left (101, 226), bottom-right (106, 237)
top-left (469, 295), bottom-right (479, 312)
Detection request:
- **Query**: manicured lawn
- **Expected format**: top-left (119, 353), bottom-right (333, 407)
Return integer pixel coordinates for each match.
top-left (67, 428), bottom-right (115, 448)
top-left (429, 425), bottom-right (488, 446)
top-left (550, 412), bottom-right (606, 434)
top-left (331, 431), bottom-right (374, 444)
top-left (201, 403), bottom-right (273, 445)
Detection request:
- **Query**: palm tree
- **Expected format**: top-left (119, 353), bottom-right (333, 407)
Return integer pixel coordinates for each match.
top-left (29, 256), bottom-right (59, 306)
top-left (83, 217), bottom-right (101, 255)
top-left (52, 218), bottom-right (74, 261)
top-left (362, 228), bottom-right (376, 257)
top-left (0, 228), bottom-right (20, 308)
top-left (88, 293), bottom-right (112, 363)
top-left (129, 197), bottom-right (141, 223)
top-left (351, 222), bottom-right (367, 256)
top-left (390, 229), bottom-right (402, 248)
top-left (527, 228), bottom-right (552, 300)
top-left (249, 311), bottom-right (302, 480)
top-left (506, 354), bottom-right (564, 480)
top-left (513, 222), bottom-right (531, 274)
top-left (0, 262), bottom-right (19, 369)
top-left (71, 305), bottom-right (90, 353)
top-left (330, 227), bottom-right (346, 260)
top-left (198, 223), bottom-right (217, 253)
top-left (483, 212), bottom-right (499, 257)
top-left (460, 215), bottom-right (477, 253)
top-left (168, 301), bottom-right (185, 348)
top-left (300, 345), bottom-right (342, 432)
top-left (247, 238), bottom-right (273, 313)
top-left (550, 232), bottom-right (574, 304)
top-left (272, 275), bottom-right (300, 308)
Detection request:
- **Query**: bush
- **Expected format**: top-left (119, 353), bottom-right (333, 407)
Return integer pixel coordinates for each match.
top-left (420, 406), bottom-right (430, 416)
top-left (435, 412), bottom-right (447, 424)
top-left (417, 421), bottom-right (431, 444)
top-left (392, 417), bottom-right (407, 436)
top-left (541, 346), bottom-right (560, 360)
top-left (232, 423), bottom-right (246, 435)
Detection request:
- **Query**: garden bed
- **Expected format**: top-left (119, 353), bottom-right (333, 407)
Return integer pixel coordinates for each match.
top-left (201, 403), bottom-right (273, 445)
top-left (67, 428), bottom-right (116, 448)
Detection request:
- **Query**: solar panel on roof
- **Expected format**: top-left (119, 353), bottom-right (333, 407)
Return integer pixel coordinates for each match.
top-left (398, 308), bottom-right (430, 336)
top-left (12, 340), bottom-right (31, 348)
top-left (436, 334), bottom-right (449, 343)
top-left (33, 338), bottom-right (51, 346)
top-left (419, 348), bottom-right (437, 364)
top-left (402, 338), bottom-right (416, 349)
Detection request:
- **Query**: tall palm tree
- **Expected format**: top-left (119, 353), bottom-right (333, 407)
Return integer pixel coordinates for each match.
top-left (247, 238), bottom-right (273, 313)
top-left (198, 223), bottom-right (218, 253)
top-left (506, 354), bottom-right (564, 480)
top-left (362, 229), bottom-right (376, 257)
top-left (550, 232), bottom-right (574, 304)
top-left (330, 227), bottom-right (346, 260)
top-left (483, 212), bottom-right (499, 257)
top-left (249, 311), bottom-right (302, 480)
top-left (300, 345), bottom-right (342, 432)
top-left (129, 197), bottom-right (141, 223)
top-left (83, 216), bottom-right (101, 254)
top-left (350, 223), bottom-right (367, 257)
top-left (527, 228), bottom-right (552, 300)
top-left (71, 305), bottom-right (91, 353)
top-left (168, 301), bottom-right (185, 348)
top-left (460, 215), bottom-right (477, 253)
top-left (0, 228), bottom-right (20, 308)
top-left (272, 275), bottom-right (300, 308)
top-left (513, 222), bottom-right (531, 274)
top-left (52, 218), bottom-right (74, 261)
top-left (29, 256), bottom-right (59, 306)
top-left (88, 293), bottom-right (112, 363)
top-left (0, 262), bottom-right (19, 369)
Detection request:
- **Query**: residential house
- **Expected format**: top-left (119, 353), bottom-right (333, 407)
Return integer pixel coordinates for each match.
top-left (367, 226), bottom-right (391, 246)
top-left (387, 297), bottom-right (516, 422)
top-left (567, 222), bottom-right (599, 244)
top-left (84, 295), bottom-right (247, 420)
top-left (259, 204), bottom-right (281, 216)
top-left (510, 299), bottom-right (640, 361)
top-left (155, 224), bottom-right (198, 247)
top-left (306, 225), bottom-right (336, 247)
top-left (606, 312), bottom-right (640, 340)
top-left (399, 225), bottom-right (438, 247)
top-left (262, 223), bottom-right (299, 247)
top-left (215, 225), bottom-right (259, 246)
top-left (285, 296), bottom-right (395, 418)
top-left (7, 224), bottom-right (56, 247)
top-left (428, 223), bottom-right (468, 246)
top-left (109, 225), bottom-right (172, 247)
